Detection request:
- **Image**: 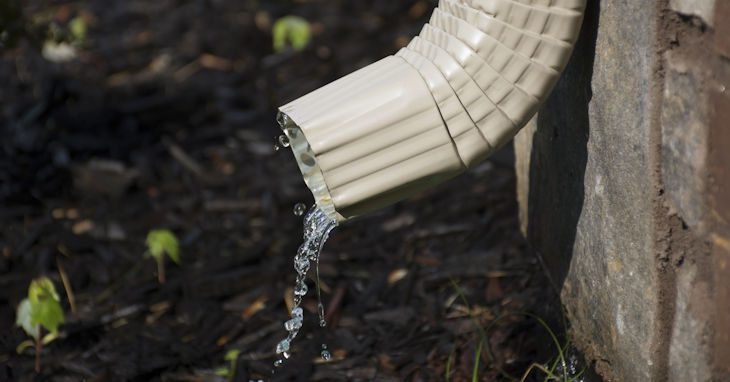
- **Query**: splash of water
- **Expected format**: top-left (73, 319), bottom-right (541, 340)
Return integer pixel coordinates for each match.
top-left (553, 345), bottom-right (588, 381)
top-left (274, 134), bottom-right (291, 152)
top-left (293, 202), bottom-right (307, 217)
top-left (320, 344), bottom-right (332, 361)
top-left (274, 205), bottom-right (337, 367)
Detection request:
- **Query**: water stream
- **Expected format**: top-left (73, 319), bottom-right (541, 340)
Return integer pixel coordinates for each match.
top-left (273, 204), bottom-right (337, 367)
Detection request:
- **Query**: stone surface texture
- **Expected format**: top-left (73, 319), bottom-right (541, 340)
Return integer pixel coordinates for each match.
top-left (715, 0), bottom-right (730, 58)
top-left (515, 2), bottom-right (658, 380)
top-left (668, 259), bottom-right (713, 382)
top-left (515, 1), bottom-right (728, 381)
top-left (661, 52), bottom-right (708, 231)
top-left (709, 47), bottom-right (730, 380)
top-left (669, 0), bottom-right (715, 25)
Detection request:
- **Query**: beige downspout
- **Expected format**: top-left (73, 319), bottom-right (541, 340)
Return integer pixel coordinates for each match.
top-left (279, 0), bottom-right (586, 222)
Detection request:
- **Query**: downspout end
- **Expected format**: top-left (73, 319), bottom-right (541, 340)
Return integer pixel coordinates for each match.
top-left (277, 111), bottom-right (344, 223)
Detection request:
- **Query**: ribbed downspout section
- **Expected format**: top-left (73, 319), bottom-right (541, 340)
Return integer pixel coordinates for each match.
top-left (280, 0), bottom-right (586, 221)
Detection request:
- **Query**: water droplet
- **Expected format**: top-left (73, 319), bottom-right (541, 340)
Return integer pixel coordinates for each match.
top-left (273, 359), bottom-right (283, 367)
top-left (300, 153), bottom-right (315, 166)
top-left (285, 317), bottom-right (303, 331)
top-left (276, 339), bottom-right (290, 354)
top-left (321, 344), bottom-right (332, 361)
top-left (292, 307), bottom-right (303, 318)
top-left (283, 351), bottom-right (291, 359)
top-left (294, 256), bottom-right (310, 274)
top-left (278, 135), bottom-right (290, 148)
top-left (293, 202), bottom-right (307, 217)
top-left (294, 283), bottom-right (308, 296)
top-left (273, 144), bottom-right (281, 152)
top-left (318, 303), bottom-right (327, 327)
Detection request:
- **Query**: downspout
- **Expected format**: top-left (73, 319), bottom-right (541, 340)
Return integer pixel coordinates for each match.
top-left (279, 0), bottom-right (586, 222)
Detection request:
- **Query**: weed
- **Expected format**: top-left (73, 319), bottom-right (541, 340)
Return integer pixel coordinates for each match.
top-left (15, 277), bottom-right (65, 373)
top-left (272, 16), bottom-right (311, 53)
top-left (214, 349), bottom-right (241, 382)
top-left (145, 229), bottom-right (180, 284)
top-left (449, 279), bottom-right (586, 382)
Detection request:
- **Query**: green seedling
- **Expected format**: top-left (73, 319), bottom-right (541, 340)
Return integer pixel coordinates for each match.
top-left (16, 277), bottom-right (65, 373)
top-left (472, 339), bottom-right (484, 382)
top-left (272, 16), bottom-right (311, 52)
top-left (145, 229), bottom-right (180, 284)
top-left (449, 279), bottom-right (586, 382)
top-left (68, 16), bottom-right (87, 42)
top-left (214, 349), bottom-right (241, 382)
top-left (445, 346), bottom-right (455, 382)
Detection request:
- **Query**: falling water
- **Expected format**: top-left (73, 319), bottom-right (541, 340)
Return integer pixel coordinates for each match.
top-left (273, 134), bottom-right (290, 152)
top-left (293, 202), bottom-right (307, 217)
top-left (274, 205), bottom-right (337, 367)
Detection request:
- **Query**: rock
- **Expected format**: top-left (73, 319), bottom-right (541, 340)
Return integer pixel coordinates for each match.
top-left (715, 1), bottom-right (730, 59)
top-left (515, 2), bottom-right (726, 381)
top-left (72, 159), bottom-right (139, 198)
top-left (661, 52), bottom-right (709, 232)
top-left (668, 260), bottom-right (713, 382)
top-left (516, 2), bottom-right (659, 380)
top-left (669, 0), bottom-right (715, 26)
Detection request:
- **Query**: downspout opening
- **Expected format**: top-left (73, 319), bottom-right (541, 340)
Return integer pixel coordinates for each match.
top-left (277, 111), bottom-right (342, 222)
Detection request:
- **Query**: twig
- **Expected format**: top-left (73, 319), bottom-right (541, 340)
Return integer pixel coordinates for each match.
top-left (164, 138), bottom-right (206, 178)
top-left (325, 284), bottom-right (347, 328)
top-left (56, 259), bottom-right (77, 314)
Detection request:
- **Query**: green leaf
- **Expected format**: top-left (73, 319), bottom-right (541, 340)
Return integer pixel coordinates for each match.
top-left (214, 367), bottom-right (229, 377)
top-left (146, 229), bottom-right (180, 264)
top-left (224, 349), bottom-right (240, 362)
top-left (29, 277), bottom-right (60, 304)
top-left (16, 339), bottom-right (36, 355)
top-left (69, 16), bottom-right (87, 42)
top-left (472, 340), bottom-right (483, 382)
top-left (42, 331), bottom-right (59, 345)
top-left (16, 299), bottom-right (39, 339)
top-left (272, 16), bottom-right (311, 52)
top-left (32, 300), bottom-right (64, 335)
top-left (27, 277), bottom-right (65, 335)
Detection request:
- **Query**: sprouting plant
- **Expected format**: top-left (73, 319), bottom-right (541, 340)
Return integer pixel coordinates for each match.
top-left (214, 349), bottom-right (241, 382)
top-left (272, 16), bottom-right (311, 53)
top-left (449, 279), bottom-right (586, 382)
top-left (68, 16), bottom-right (87, 42)
top-left (472, 339), bottom-right (484, 382)
top-left (145, 229), bottom-right (180, 284)
top-left (445, 346), bottom-right (455, 381)
top-left (16, 277), bottom-right (65, 373)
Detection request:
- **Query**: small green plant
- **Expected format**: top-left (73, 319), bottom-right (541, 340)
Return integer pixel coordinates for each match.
top-left (68, 16), bottom-right (87, 42)
top-left (145, 229), bottom-right (180, 284)
top-left (449, 279), bottom-right (586, 382)
top-left (214, 349), bottom-right (241, 382)
top-left (16, 277), bottom-right (65, 373)
top-left (472, 339), bottom-right (484, 382)
top-left (272, 15), bottom-right (311, 52)
top-left (445, 346), bottom-right (455, 381)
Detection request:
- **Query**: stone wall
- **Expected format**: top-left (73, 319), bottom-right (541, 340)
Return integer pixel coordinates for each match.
top-left (514, 1), bottom-right (729, 381)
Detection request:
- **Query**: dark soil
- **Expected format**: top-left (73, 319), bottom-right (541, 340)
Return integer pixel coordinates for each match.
top-left (1, 1), bottom-right (564, 381)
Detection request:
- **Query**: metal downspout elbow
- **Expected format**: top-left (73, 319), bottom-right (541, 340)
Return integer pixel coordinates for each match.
top-left (279, 0), bottom-right (587, 222)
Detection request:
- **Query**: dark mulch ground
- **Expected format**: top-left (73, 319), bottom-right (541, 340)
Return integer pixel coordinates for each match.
top-left (1, 1), bottom-right (566, 380)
